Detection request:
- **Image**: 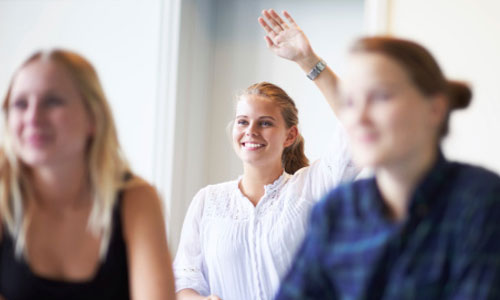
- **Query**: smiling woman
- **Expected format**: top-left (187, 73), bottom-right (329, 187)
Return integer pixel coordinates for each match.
top-left (173, 10), bottom-right (359, 300)
top-left (233, 82), bottom-right (307, 176)
top-left (0, 50), bottom-right (175, 300)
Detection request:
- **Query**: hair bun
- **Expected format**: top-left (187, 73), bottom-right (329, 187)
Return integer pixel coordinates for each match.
top-left (447, 81), bottom-right (472, 110)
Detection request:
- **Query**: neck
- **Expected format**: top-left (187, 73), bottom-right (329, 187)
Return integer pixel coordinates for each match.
top-left (240, 161), bottom-right (284, 206)
top-left (375, 145), bottom-right (439, 221)
top-left (27, 159), bottom-right (91, 210)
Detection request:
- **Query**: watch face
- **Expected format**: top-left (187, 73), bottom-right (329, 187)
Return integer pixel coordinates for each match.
top-left (308, 60), bottom-right (327, 80)
top-left (318, 60), bottom-right (326, 70)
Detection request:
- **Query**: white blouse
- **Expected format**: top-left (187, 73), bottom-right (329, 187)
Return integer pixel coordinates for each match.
top-left (174, 122), bottom-right (358, 300)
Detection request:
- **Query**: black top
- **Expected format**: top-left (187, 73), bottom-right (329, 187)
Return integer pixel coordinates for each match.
top-left (0, 195), bottom-right (130, 300)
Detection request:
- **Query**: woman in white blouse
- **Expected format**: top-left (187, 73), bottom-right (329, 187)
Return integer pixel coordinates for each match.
top-left (174, 10), bottom-right (357, 300)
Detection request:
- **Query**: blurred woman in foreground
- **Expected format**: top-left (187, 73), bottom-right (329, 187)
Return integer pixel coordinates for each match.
top-left (276, 36), bottom-right (500, 299)
top-left (0, 50), bottom-right (175, 299)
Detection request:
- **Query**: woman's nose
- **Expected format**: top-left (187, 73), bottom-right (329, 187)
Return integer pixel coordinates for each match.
top-left (25, 101), bottom-right (44, 125)
top-left (245, 122), bottom-right (259, 136)
top-left (354, 99), bottom-right (371, 124)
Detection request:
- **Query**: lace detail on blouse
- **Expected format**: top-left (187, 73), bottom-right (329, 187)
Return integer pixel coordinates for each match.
top-left (203, 172), bottom-right (289, 221)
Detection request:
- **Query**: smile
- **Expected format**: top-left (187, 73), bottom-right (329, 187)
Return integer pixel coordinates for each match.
top-left (26, 134), bottom-right (51, 147)
top-left (242, 142), bottom-right (265, 150)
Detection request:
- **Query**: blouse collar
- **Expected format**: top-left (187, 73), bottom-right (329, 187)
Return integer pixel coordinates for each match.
top-left (235, 170), bottom-right (290, 203)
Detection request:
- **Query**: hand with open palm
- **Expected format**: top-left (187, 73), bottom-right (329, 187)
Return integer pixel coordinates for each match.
top-left (258, 9), bottom-right (319, 69)
top-left (258, 9), bottom-right (340, 112)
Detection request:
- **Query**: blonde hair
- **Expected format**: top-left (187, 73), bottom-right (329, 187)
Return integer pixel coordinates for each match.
top-left (239, 82), bottom-right (309, 174)
top-left (0, 49), bottom-right (132, 258)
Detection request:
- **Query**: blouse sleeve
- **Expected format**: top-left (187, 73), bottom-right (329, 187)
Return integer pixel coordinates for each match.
top-left (294, 115), bottom-right (359, 202)
top-left (173, 188), bottom-right (210, 296)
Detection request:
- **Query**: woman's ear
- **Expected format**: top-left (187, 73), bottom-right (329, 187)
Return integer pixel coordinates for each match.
top-left (284, 125), bottom-right (298, 147)
top-left (430, 93), bottom-right (449, 127)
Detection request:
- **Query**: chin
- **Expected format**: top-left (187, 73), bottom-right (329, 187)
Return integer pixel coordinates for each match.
top-left (352, 150), bottom-right (383, 169)
top-left (19, 152), bottom-right (55, 168)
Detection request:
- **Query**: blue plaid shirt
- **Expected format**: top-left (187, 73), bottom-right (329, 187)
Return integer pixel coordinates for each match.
top-left (276, 152), bottom-right (500, 300)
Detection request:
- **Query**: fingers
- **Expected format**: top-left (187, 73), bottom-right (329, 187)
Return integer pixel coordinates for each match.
top-left (263, 9), bottom-right (283, 33)
top-left (260, 8), bottom-right (290, 35)
top-left (269, 9), bottom-right (289, 30)
top-left (283, 10), bottom-right (298, 27)
top-left (258, 16), bottom-right (276, 37)
top-left (258, 8), bottom-right (296, 49)
top-left (264, 36), bottom-right (275, 48)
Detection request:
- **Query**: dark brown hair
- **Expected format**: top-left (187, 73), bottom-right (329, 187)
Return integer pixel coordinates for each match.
top-left (350, 36), bottom-right (472, 137)
top-left (240, 82), bottom-right (309, 174)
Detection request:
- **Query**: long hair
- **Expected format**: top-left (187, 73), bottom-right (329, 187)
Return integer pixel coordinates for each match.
top-left (239, 82), bottom-right (309, 174)
top-left (0, 49), bottom-right (132, 259)
top-left (350, 37), bottom-right (472, 138)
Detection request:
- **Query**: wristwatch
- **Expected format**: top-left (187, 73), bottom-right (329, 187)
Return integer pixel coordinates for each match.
top-left (307, 59), bottom-right (327, 80)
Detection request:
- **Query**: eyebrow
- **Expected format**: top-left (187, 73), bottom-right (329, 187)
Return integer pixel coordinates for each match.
top-left (259, 116), bottom-right (276, 120)
top-left (235, 115), bottom-right (276, 120)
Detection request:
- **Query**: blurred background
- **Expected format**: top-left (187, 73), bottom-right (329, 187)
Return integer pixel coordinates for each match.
top-left (1, 0), bottom-right (499, 254)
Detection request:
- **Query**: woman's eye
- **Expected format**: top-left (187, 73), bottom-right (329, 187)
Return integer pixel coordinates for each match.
top-left (237, 119), bottom-right (248, 125)
top-left (372, 91), bottom-right (392, 101)
top-left (44, 96), bottom-right (64, 107)
top-left (260, 121), bottom-right (273, 127)
top-left (10, 99), bottom-right (28, 110)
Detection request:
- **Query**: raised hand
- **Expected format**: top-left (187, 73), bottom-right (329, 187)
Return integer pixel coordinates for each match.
top-left (258, 9), bottom-right (317, 65)
top-left (259, 8), bottom-right (340, 113)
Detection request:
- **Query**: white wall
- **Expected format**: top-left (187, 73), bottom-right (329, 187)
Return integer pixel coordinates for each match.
top-left (388, 0), bottom-right (500, 173)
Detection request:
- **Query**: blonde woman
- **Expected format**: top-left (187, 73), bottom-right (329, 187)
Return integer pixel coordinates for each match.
top-left (0, 50), bottom-right (175, 299)
top-left (174, 10), bottom-right (358, 300)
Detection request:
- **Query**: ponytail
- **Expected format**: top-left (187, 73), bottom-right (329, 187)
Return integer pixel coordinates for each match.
top-left (447, 80), bottom-right (472, 110)
top-left (282, 134), bottom-right (309, 174)
top-left (440, 81), bottom-right (472, 137)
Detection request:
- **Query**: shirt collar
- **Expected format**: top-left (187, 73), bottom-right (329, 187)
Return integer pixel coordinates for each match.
top-left (370, 149), bottom-right (451, 221)
top-left (407, 149), bottom-right (451, 217)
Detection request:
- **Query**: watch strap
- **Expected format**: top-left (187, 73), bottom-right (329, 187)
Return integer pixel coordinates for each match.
top-left (307, 59), bottom-right (327, 80)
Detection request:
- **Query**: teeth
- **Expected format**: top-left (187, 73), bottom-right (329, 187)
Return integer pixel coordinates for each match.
top-left (244, 143), bottom-right (263, 148)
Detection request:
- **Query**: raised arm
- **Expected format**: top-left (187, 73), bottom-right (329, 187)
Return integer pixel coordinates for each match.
top-left (258, 9), bottom-right (340, 113)
top-left (122, 181), bottom-right (176, 300)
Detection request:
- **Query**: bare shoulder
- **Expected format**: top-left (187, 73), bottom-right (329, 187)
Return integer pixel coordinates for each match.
top-left (120, 176), bottom-right (165, 241)
top-left (119, 177), bottom-right (175, 299)
top-left (122, 177), bottom-right (163, 213)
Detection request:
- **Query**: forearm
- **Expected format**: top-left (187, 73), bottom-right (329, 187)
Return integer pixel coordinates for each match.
top-left (295, 53), bottom-right (340, 114)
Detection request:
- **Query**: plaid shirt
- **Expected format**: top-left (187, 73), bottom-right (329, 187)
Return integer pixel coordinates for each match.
top-left (276, 152), bottom-right (500, 300)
